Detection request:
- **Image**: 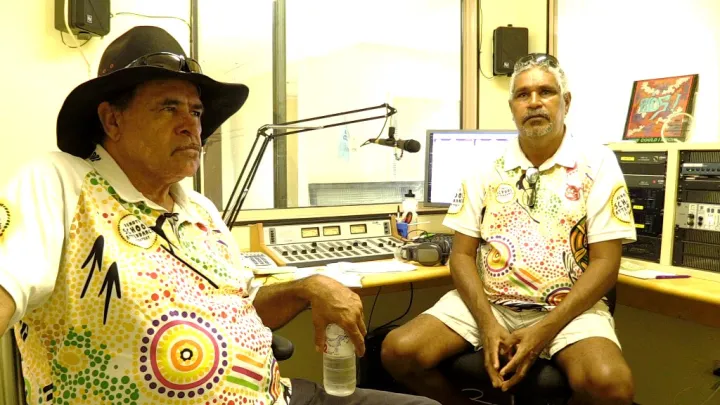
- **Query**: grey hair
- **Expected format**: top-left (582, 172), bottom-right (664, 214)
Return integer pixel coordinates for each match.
top-left (508, 61), bottom-right (570, 100)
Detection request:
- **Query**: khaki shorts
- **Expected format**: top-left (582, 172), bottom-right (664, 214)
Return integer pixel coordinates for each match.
top-left (424, 290), bottom-right (620, 359)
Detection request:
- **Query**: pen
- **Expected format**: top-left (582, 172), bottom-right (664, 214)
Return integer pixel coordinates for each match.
top-left (656, 275), bottom-right (690, 279)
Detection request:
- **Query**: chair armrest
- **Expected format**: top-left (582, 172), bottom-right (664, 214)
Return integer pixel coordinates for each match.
top-left (271, 334), bottom-right (295, 361)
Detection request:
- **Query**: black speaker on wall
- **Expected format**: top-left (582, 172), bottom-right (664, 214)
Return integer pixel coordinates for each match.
top-left (55, 0), bottom-right (111, 38)
top-left (493, 25), bottom-right (529, 76)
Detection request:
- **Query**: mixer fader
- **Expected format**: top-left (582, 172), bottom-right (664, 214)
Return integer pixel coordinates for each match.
top-left (249, 216), bottom-right (405, 267)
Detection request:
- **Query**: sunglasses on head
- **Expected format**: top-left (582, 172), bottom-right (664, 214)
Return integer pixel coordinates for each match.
top-left (125, 52), bottom-right (203, 74)
top-left (514, 53), bottom-right (560, 71)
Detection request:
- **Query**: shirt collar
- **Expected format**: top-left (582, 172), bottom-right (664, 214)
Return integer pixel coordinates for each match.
top-left (88, 146), bottom-right (205, 223)
top-left (503, 131), bottom-right (577, 172)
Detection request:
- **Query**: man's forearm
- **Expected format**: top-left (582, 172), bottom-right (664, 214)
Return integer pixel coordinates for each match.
top-left (253, 277), bottom-right (314, 330)
top-left (450, 253), bottom-right (500, 331)
top-left (537, 257), bottom-right (618, 335)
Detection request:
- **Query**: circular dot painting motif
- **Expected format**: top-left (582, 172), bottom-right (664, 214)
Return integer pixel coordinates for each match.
top-left (139, 310), bottom-right (228, 400)
top-left (484, 236), bottom-right (516, 277)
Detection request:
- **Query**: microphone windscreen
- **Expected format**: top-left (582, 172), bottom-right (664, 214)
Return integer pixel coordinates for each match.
top-left (405, 140), bottom-right (421, 153)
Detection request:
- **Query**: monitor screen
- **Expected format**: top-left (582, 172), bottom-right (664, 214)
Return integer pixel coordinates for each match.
top-left (424, 129), bottom-right (517, 206)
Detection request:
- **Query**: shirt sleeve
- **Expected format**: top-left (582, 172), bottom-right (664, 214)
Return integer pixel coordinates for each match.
top-left (442, 173), bottom-right (485, 238)
top-left (586, 148), bottom-right (637, 245)
top-left (0, 160), bottom-right (66, 334)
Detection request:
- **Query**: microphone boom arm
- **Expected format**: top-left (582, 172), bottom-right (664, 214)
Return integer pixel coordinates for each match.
top-left (222, 103), bottom-right (397, 229)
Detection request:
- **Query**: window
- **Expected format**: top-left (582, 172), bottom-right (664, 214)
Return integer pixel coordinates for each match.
top-left (201, 1), bottom-right (461, 211)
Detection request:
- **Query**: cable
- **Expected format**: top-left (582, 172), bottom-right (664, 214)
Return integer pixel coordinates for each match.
top-left (374, 283), bottom-right (414, 331)
top-left (63, 0), bottom-right (92, 78)
top-left (407, 229), bottom-right (429, 240)
top-left (360, 115), bottom-right (390, 148)
top-left (60, 32), bottom-right (91, 48)
top-left (366, 287), bottom-right (382, 330)
top-left (111, 12), bottom-right (192, 30)
top-left (477, 0), bottom-right (494, 80)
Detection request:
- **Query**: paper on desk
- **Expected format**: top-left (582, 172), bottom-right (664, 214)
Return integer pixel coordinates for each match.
top-left (326, 260), bottom-right (417, 274)
top-left (619, 269), bottom-right (681, 279)
top-left (292, 267), bottom-right (363, 288)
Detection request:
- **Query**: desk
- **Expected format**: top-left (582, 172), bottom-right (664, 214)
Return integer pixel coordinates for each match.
top-left (259, 258), bottom-right (720, 328)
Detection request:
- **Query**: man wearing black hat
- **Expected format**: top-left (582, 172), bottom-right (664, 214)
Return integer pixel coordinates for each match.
top-left (0, 26), bottom-right (438, 405)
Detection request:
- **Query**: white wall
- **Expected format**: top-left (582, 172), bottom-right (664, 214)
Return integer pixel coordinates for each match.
top-left (0, 0), bottom-right (191, 185)
top-left (478, 0), bottom-right (548, 129)
top-left (558, 0), bottom-right (720, 144)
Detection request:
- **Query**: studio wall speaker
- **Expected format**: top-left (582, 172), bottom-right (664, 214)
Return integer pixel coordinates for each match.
top-left (493, 25), bottom-right (529, 76)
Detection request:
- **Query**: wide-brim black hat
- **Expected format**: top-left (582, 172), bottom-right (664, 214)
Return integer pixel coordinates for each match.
top-left (57, 26), bottom-right (249, 158)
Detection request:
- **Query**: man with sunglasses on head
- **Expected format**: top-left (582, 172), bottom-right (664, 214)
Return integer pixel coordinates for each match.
top-left (0, 26), bottom-right (439, 405)
top-left (382, 54), bottom-right (637, 405)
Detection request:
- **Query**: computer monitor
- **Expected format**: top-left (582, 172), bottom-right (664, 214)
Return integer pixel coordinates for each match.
top-left (424, 129), bottom-right (517, 206)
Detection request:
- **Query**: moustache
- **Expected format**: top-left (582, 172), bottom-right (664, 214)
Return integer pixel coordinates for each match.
top-left (174, 144), bottom-right (202, 154)
top-left (523, 112), bottom-right (550, 123)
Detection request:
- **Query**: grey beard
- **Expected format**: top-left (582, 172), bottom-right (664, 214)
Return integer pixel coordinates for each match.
top-left (522, 122), bottom-right (554, 138)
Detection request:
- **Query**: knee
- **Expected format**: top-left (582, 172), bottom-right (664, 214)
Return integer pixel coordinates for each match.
top-left (568, 362), bottom-right (635, 404)
top-left (381, 329), bottom-right (435, 373)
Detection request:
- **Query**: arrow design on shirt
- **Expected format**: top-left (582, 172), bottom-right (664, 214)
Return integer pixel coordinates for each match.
top-left (99, 262), bottom-right (122, 325)
top-left (81, 235), bottom-right (104, 298)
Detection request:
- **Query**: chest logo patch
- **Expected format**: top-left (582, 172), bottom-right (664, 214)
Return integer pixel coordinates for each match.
top-left (118, 214), bottom-right (157, 249)
top-left (495, 184), bottom-right (515, 204)
top-left (447, 184), bottom-right (466, 215)
top-left (611, 186), bottom-right (632, 224)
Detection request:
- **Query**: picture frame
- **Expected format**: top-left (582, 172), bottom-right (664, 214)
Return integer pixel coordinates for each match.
top-left (622, 74), bottom-right (699, 142)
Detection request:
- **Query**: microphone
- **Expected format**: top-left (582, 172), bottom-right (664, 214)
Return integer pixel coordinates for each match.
top-left (366, 137), bottom-right (421, 153)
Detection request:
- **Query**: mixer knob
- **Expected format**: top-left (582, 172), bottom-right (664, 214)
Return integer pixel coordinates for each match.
top-left (378, 243), bottom-right (384, 248)
top-left (329, 247), bottom-right (335, 252)
top-left (347, 246), bottom-right (353, 250)
top-left (353, 242), bottom-right (359, 247)
top-left (361, 241), bottom-right (368, 247)
top-left (310, 249), bottom-right (317, 254)
top-left (292, 250), bottom-right (298, 255)
top-left (301, 249), bottom-right (307, 254)
top-left (338, 247), bottom-right (344, 251)
top-left (281, 251), bottom-right (288, 256)
top-left (311, 242), bottom-right (318, 247)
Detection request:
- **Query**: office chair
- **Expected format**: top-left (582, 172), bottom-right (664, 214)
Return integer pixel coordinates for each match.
top-left (438, 286), bottom-right (618, 405)
top-left (272, 334), bottom-right (295, 361)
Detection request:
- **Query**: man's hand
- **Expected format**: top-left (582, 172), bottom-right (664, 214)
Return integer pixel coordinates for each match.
top-left (499, 323), bottom-right (556, 392)
top-left (482, 323), bottom-right (513, 388)
top-left (306, 275), bottom-right (367, 357)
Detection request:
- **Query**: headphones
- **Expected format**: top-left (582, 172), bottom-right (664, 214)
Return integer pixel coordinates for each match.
top-left (398, 237), bottom-right (452, 266)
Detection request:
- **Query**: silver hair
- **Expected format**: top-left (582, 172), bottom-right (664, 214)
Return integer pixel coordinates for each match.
top-left (508, 60), bottom-right (570, 100)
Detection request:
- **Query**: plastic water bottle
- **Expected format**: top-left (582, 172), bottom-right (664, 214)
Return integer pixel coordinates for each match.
top-left (323, 323), bottom-right (356, 396)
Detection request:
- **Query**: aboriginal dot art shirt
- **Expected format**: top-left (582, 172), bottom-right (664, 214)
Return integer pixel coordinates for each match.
top-left (0, 146), bottom-right (291, 404)
top-left (444, 134), bottom-right (637, 310)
